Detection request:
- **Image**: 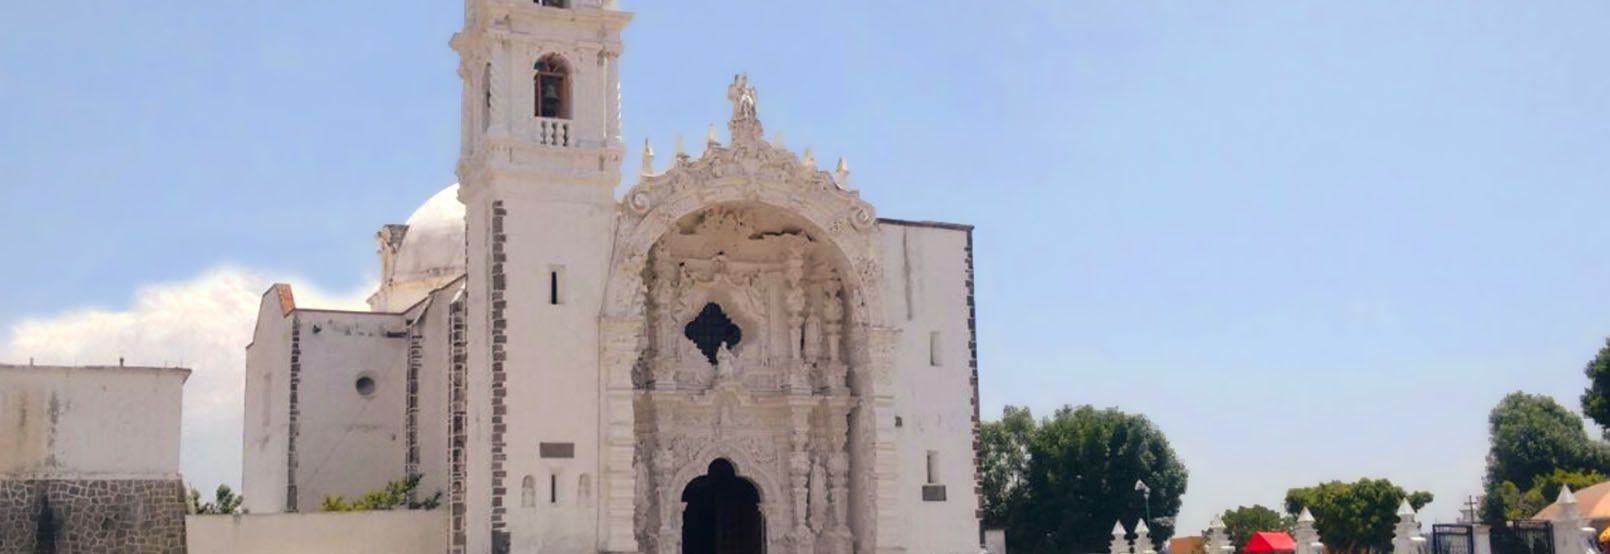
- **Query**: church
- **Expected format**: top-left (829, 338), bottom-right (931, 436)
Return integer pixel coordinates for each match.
top-left (239, 1), bottom-right (982, 554)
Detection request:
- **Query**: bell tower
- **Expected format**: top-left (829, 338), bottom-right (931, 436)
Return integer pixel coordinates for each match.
top-left (450, 1), bottom-right (632, 553)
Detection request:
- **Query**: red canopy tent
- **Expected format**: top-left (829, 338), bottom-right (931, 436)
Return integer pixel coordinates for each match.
top-left (1244, 532), bottom-right (1297, 553)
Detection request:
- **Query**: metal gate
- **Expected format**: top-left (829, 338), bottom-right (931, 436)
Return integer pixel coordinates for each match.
top-left (1432, 524), bottom-right (1474, 554)
top-left (1492, 520), bottom-right (1555, 554)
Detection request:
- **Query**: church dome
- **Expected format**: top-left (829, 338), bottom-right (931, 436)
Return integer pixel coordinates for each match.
top-left (391, 184), bottom-right (467, 285)
top-left (369, 184), bottom-right (466, 312)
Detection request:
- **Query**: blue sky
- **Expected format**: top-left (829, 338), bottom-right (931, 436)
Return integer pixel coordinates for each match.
top-left (4, 0), bottom-right (1610, 534)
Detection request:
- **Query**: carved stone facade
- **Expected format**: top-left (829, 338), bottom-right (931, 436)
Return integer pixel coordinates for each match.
top-left (629, 203), bottom-right (863, 554)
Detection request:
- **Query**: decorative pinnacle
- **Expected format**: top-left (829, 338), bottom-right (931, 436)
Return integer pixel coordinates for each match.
top-left (835, 157), bottom-right (850, 189)
top-left (640, 139), bottom-right (654, 175)
top-left (675, 135), bottom-right (687, 159)
top-left (707, 124), bottom-right (719, 146)
top-left (1134, 520), bottom-right (1150, 535)
top-left (1396, 499), bottom-right (1415, 517)
top-left (1112, 521), bottom-right (1126, 536)
top-left (1558, 485), bottom-right (1577, 504)
top-left (1298, 507), bottom-right (1315, 523)
top-left (1209, 515), bottom-right (1224, 530)
top-left (773, 130), bottom-right (786, 149)
top-left (803, 147), bottom-right (815, 167)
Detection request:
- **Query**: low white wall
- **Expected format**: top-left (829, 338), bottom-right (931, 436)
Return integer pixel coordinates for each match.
top-left (0, 364), bottom-right (188, 478)
top-left (186, 510), bottom-right (447, 554)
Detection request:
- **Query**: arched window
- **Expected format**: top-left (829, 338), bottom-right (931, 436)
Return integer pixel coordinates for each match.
top-left (521, 475), bottom-right (536, 507)
top-left (534, 55), bottom-right (570, 119)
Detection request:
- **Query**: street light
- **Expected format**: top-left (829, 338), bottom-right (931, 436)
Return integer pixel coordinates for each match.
top-left (1135, 480), bottom-right (1152, 527)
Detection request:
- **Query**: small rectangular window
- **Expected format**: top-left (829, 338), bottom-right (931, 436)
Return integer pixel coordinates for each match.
top-left (926, 450), bottom-right (940, 484)
top-left (550, 474), bottom-right (558, 504)
top-left (549, 265), bottom-right (565, 305)
top-left (929, 331), bottom-right (942, 367)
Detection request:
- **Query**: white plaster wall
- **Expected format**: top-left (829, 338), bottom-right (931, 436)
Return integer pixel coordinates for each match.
top-left (495, 185), bottom-right (615, 554)
top-left (0, 364), bottom-right (188, 478)
top-left (410, 283), bottom-right (462, 505)
top-left (878, 222), bottom-right (982, 554)
top-left (186, 510), bottom-right (447, 554)
top-left (242, 289), bottom-right (292, 513)
top-left (291, 310), bottom-right (410, 512)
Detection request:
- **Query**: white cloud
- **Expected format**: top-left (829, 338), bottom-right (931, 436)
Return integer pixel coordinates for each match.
top-left (0, 266), bottom-right (370, 494)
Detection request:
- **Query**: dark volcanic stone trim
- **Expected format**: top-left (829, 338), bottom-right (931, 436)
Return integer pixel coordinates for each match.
top-left (966, 228), bottom-right (982, 526)
top-left (406, 319), bottom-right (424, 495)
top-left (489, 200), bottom-right (510, 552)
top-left (449, 292), bottom-right (469, 554)
top-left (287, 316), bottom-right (303, 512)
top-left (0, 478), bottom-right (187, 554)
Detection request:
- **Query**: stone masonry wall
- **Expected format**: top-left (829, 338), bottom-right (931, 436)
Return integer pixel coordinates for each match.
top-left (0, 479), bottom-right (187, 554)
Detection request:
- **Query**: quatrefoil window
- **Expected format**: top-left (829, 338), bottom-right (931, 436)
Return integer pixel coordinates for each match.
top-left (684, 303), bottom-right (742, 365)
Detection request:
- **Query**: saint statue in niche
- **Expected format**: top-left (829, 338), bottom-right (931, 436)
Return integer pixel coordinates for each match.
top-left (714, 344), bottom-right (737, 383)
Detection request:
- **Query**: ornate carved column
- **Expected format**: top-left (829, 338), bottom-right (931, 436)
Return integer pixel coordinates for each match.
top-left (601, 316), bottom-right (645, 554)
top-left (648, 257), bottom-right (679, 389)
top-left (825, 401), bottom-right (854, 554)
top-left (783, 247), bottom-right (809, 391)
top-left (788, 402), bottom-right (815, 554)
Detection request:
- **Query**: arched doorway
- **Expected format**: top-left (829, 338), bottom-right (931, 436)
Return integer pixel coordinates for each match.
top-left (681, 459), bottom-right (764, 554)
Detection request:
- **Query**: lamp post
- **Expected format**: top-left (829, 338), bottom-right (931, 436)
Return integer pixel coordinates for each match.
top-left (1135, 480), bottom-right (1152, 527)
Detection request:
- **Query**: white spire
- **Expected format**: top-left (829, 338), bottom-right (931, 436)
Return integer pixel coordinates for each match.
top-left (803, 147), bottom-right (815, 167)
top-left (1396, 499), bottom-right (1415, 517)
top-left (835, 157), bottom-right (851, 190)
top-left (1112, 521), bottom-right (1126, 536)
top-left (1298, 507), bottom-right (1315, 523)
top-left (707, 123), bottom-right (719, 146)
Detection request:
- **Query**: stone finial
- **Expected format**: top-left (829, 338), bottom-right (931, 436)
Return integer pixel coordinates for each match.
top-left (803, 147), bottom-right (815, 167)
top-left (1134, 520), bottom-right (1154, 554)
top-left (640, 139), bottom-right (655, 175)
top-left (1559, 485), bottom-right (1578, 505)
top-left (1295, 508), bottom-right (1323, 554)
top-left (1109, 521), bottom-right (1131, 554)
top-left (1391, 500), bottom-right (1422, 554)
top-left (675, 135), bottom-right (688, 160)
top-left (834, 157), bottom-right (851, 190)
top-left (1206, 515), bottom-right (1234, 554)
top-left (773, 130), bottom-right (786, 149)
top-left (707, 123), bottom-right (719, 146)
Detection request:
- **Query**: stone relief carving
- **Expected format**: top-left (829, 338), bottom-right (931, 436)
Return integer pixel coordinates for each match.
top-left (615, 77), bottom-right (896, 554)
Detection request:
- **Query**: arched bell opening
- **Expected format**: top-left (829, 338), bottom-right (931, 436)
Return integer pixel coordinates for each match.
top-left (681, 459), bottom-right (765, 554)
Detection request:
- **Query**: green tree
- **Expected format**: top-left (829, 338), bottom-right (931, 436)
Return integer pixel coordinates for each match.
top-left (185, 484), bottom-right (244, 515)
top-left (1216, 505), bottom-right (1294, 554)
top-left (979, 406), bottom-right (1034, 528)
top-left (1581, 337), bottom-right (1610, 436)
top-left (985, 405), bottom-right (1187, 554)
top-left (321, 474), bottom-right (442, 512)
top-left (1480, 392), bottom-right (1610, 523)
top-left (1482, 468), bottom-right (1607, 522)
top-left (1283, 478), bottom-right (1432, 554)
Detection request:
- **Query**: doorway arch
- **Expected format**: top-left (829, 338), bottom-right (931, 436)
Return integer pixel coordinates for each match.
top-left (681, 459), bottom-right (765, 554)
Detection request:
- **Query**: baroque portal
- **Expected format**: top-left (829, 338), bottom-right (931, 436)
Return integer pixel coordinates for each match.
top-left (634, 203), bottom-right (858, 554)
